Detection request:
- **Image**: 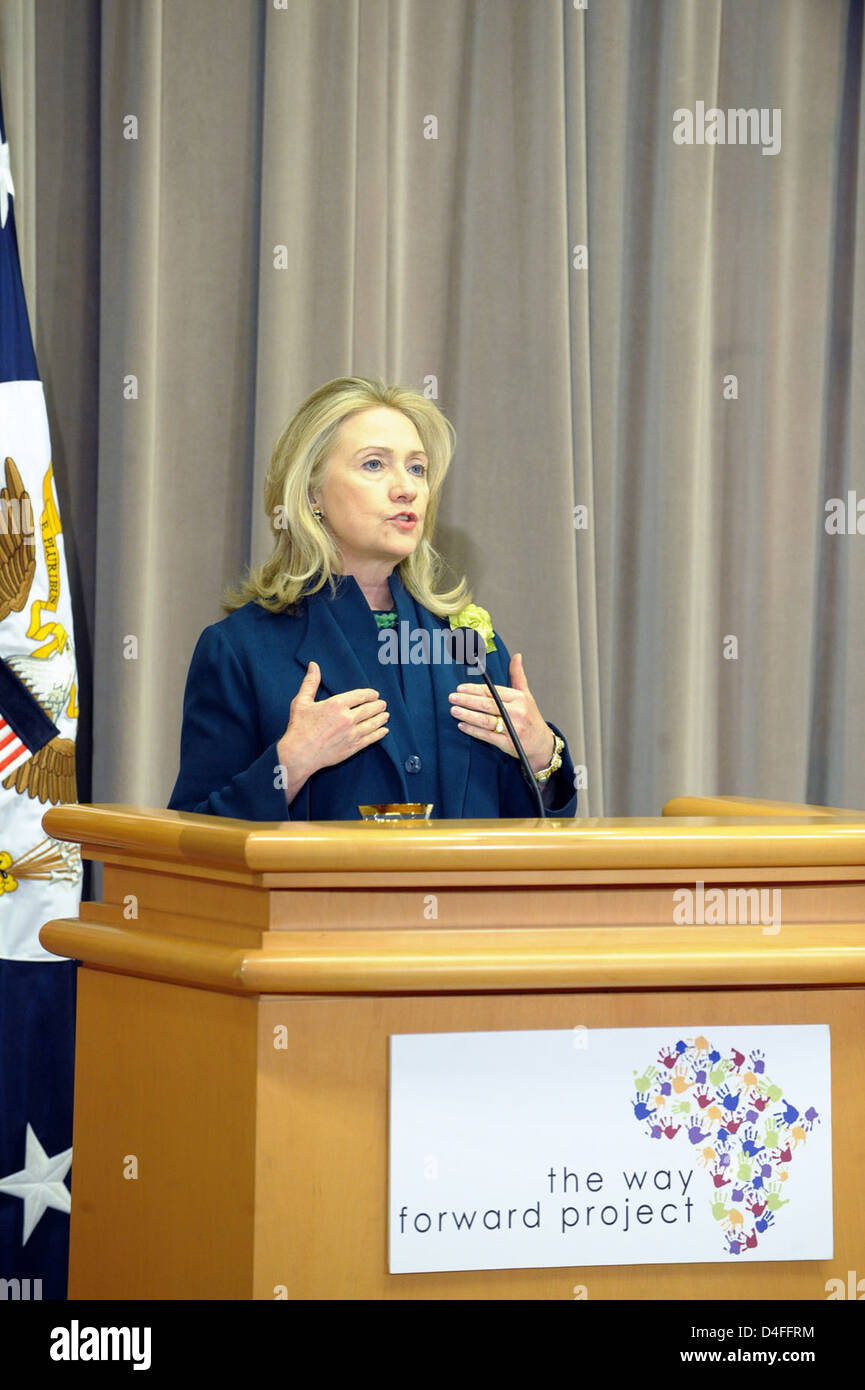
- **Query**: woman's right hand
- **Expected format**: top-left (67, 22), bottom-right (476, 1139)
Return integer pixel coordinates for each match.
top-left (276, 661), bottom-right (389, 795)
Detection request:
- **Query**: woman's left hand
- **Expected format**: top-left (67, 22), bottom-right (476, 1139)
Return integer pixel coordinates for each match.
top-left (448, 653), bottom-right (556, 773)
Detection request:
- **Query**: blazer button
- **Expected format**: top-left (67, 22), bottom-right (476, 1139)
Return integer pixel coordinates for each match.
top-left (404, 754), bottom-right (422, 773)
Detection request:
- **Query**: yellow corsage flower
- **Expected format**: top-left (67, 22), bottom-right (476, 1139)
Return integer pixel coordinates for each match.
top-left (449, 603), bottom-right (496, 653)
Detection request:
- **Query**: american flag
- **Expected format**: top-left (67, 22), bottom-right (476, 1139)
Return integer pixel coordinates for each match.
top-left (0, 715), bottom-right (27, 777)
top-left (0, 72), bottom-right (81, 1301)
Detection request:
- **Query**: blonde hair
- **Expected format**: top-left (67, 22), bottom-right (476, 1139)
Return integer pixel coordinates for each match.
top-left (223, 377), bottom-right (472, 616)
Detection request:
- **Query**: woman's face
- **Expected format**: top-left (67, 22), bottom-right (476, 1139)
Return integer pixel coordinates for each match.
top-left (312, 406), bottom-right (430, 571)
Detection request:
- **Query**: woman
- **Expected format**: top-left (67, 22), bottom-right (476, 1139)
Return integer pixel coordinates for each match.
top-left (168, 377), bottom-right (577, 820)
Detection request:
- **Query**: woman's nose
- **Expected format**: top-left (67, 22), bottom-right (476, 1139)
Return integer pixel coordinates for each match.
top-left (392, 470), bottom-right (418, 495)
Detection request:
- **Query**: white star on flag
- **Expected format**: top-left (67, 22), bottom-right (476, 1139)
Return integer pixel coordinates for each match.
top-left (0, 1122), bottom-right (72, 1244)
top-left (0, 139), bottom-right (14, 228)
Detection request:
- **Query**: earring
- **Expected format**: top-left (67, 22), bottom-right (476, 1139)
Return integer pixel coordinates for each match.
top-left (312, 507), bottom-right (324, 521)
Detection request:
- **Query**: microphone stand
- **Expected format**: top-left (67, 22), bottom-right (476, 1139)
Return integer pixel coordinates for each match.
top-left (451, 627), bottom-right (547, 820)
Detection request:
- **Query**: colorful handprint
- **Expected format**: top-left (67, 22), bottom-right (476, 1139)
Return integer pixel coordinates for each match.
top-left (629, 1036), bottom-right (817, 1254)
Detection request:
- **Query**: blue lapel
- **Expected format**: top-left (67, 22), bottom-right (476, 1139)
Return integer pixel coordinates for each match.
top-left (295, 572), bottom-right (412, 796)
top-left (389, 569), bottom-right (472, 817)
top-left (294, 569), bottom-right (473, 815)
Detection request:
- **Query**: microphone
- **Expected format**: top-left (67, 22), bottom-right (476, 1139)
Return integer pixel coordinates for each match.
top-left (446, 627), bottom-right (547, 819)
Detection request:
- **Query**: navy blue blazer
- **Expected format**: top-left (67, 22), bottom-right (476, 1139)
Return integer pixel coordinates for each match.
top-left (167, 570), bottom-right (578, 821)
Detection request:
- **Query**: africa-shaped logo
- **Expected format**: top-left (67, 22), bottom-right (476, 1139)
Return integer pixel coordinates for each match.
top-left (631, 1036), bottom-right (820, 1254)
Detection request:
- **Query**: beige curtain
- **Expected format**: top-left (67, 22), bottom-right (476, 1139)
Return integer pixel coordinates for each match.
top-left (4, 0), bottom-right (863, 818)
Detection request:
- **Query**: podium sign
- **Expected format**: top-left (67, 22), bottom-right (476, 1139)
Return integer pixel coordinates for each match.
top-left (389, 1026), bottom-right (833, 1273)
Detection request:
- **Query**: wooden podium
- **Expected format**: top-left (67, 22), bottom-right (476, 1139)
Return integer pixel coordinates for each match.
top-left (40, 796), bottom-right (865, 1300)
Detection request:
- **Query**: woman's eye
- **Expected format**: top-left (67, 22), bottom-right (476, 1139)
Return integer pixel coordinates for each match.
top-left (362, 456), bottom-right (426, 477)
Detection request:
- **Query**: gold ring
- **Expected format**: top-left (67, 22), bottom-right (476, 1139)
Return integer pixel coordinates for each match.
top-left (494, 716), bottom-right (504, 734)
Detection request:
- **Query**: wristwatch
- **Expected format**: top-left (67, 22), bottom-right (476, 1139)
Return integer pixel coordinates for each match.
top-left (533, 733), bottom-right (565, 784)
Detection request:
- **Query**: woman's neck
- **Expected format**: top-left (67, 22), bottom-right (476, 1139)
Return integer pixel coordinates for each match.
top-left (339, 562), bottom-right (396, 610)
top-left (359, 583), bottom-right (393, 610)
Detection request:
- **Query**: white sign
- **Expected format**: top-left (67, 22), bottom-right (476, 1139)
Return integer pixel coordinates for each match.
top-left (388, 1025), bottom-right (832, 1273)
